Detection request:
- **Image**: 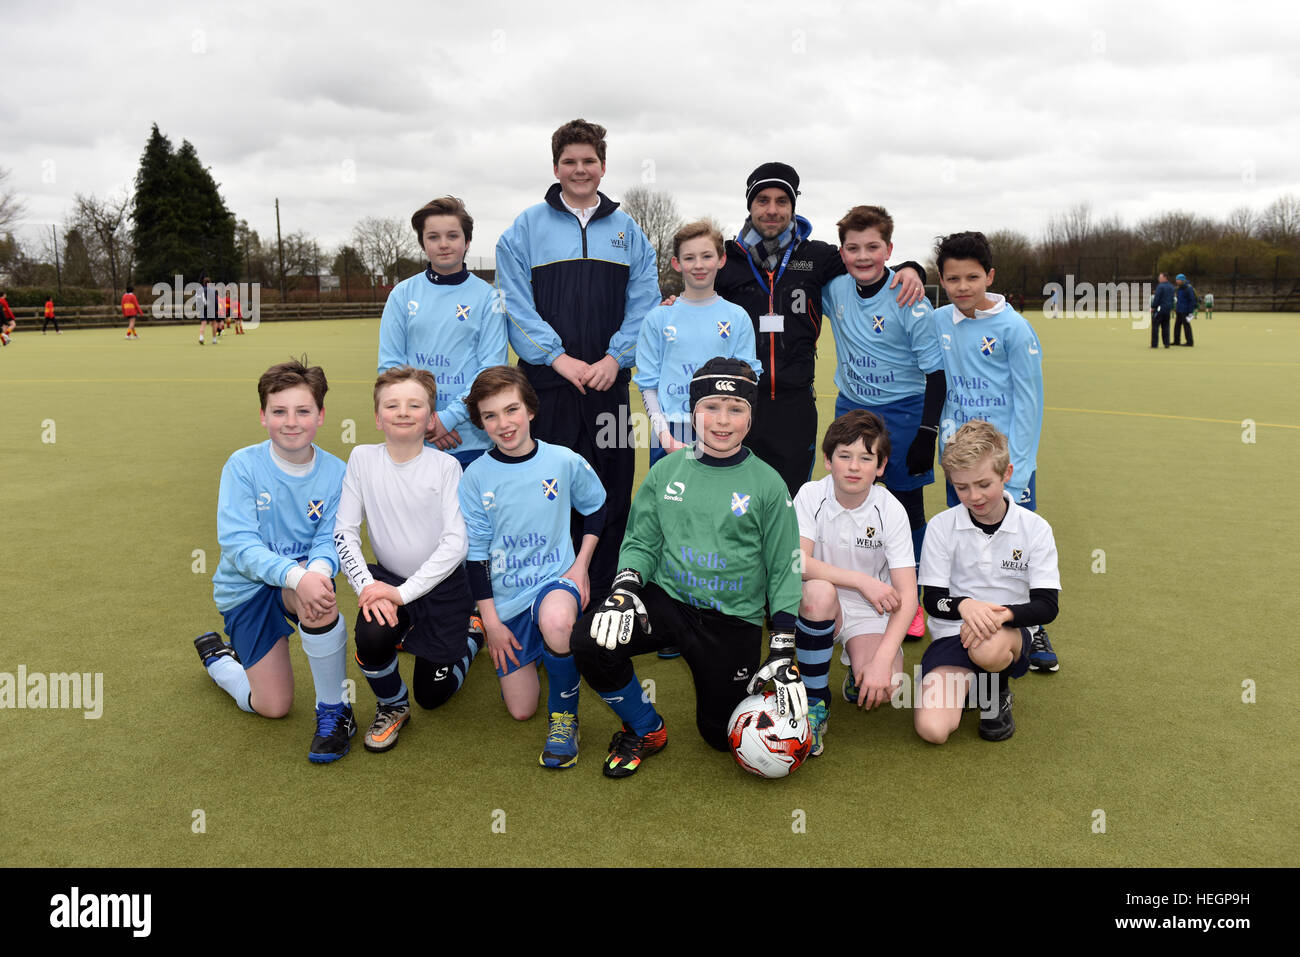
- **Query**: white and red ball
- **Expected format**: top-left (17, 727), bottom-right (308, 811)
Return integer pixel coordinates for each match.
top-left (727, 691), bottom-right (812, 778)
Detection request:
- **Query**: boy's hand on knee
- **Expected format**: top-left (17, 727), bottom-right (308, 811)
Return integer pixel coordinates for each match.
top-left (362, 597), bottom-right (399, 628)
top-left (296, 571), bottom-right (337, 620)
top-left (591, 569), bottom-right (650, 650)
top-left (485, 620), bottom-right (522, 670)
top-left (859, 657), bottom-right (898, 710)
top-left (857, 575), bottom-right (900, 615)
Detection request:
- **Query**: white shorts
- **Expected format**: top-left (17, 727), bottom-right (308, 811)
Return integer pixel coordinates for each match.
top-left (835, 603), bottom-right (890, 666)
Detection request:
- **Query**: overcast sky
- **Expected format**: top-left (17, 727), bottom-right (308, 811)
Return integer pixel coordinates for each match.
top-left (3, 0), bottom-right (1298, 267)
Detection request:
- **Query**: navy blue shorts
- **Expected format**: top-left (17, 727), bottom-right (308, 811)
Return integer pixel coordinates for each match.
top-left (450, 447), bottom-right (487, 470)
top-left (221, 585), bottom-right (297, 668)
top-left (920, 627), bottom-right (1032, 680)
top-left (835, 392), bottom-right (933, 492)
top-left (367, 562), bottom-right (474, 663)
top-left (497, 578), bottom-right (582, 678)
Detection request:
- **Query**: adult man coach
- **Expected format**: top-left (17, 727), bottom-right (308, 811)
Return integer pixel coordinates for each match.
top-left (496, 118), bottom-right (661, 605)
top-left (1150, 272), bottom-right (1174, 348)
top-left (715, 162), bottom-right (926, 495)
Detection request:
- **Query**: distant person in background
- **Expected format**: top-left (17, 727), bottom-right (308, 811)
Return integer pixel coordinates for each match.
top-left (1149, 272), bottom-right (1174, 348)
top-left (225, 292), bottom-right (245, 334)
top-left (0, 292), bottom-right (16, 345)
top-left (197, 275), bottom-right (219, 345)
top-left (43, 297), bottom-right (60, 335)
top-left (122, 286), bottom-right (144, 339)
top-left (1203, 292), bottom-right (1214, 319)
top-left (1173, 273), bottom-right (1196, 347)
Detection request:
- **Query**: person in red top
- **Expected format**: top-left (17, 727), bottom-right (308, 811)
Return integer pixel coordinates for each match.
top-left (224, 292), bottom-right (245, 334)
top-left (0, 292), bottom-right (16, 346)
top-left (43, 297), bottom-right (61, 335)
top-left (121, 287), bottom-right (144, 339)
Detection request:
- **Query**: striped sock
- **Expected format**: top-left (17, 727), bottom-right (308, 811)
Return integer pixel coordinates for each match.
top-left (796, 615), bottom-right (836, 708)
top-left (358, 653), bottom-right (408, 706)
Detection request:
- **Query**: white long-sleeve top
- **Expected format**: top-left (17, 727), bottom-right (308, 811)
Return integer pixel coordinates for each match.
top-left (333, 443), bottom-right (468, 605)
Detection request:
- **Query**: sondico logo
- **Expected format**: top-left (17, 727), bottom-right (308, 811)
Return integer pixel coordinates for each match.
top-left (256, 492), bottom-right (272, 511)
top-left (663, 481), bottom-right (686, 503)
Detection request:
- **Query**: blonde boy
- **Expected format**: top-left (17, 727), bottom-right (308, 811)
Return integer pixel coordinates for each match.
top-left (633, 220), bottom-right (762, 464)
top-left (914, 422), bottom-right (1060, 743)
top-left (333, 367), bottom-right (480, 753)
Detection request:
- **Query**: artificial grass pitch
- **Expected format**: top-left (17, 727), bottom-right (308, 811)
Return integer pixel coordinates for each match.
top-left (0, 312), bottom-right (1295, 867)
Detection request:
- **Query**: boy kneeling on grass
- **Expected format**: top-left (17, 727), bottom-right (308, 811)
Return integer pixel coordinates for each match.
top-left (914, 421), bottom-right (1060, 743)
top-left (194, 359), bottom-right (354, 763)
top-left (569, 356), bottom-right (807, 779)
top-left (333, 366), bottom-right (483, 754)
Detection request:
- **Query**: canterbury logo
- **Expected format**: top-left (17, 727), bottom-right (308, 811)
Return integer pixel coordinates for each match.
top-left (715, 379), bottom-right (736, 391)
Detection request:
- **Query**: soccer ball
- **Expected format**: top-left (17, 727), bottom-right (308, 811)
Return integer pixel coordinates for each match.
top-left (727, 691), bottom-right (812, 778)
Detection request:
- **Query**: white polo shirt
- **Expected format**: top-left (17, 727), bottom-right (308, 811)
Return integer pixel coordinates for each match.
top-left (794, 476), bottom-right (914, 616)
top-left (918, 493), bottom-right (1060, 640)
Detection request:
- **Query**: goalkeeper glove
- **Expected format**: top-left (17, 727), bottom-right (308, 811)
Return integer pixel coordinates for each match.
top-left (747, 629), bottom-right (807, 719)
top-left (590, 569), bottom-right (652, 651)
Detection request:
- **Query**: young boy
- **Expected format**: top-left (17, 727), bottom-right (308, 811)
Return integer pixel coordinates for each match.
top-left (914, 421), bottom-right (1060, 744)
top-left (43, 297), bottom-right (60, 335)
top-left (194, 359), bottom-right (354, 763)
top-left (225, 292), bottom-right (245, 334)
top-left (121, 287), bottom-right (143, 339)
top-left (495, 119), bottom-right (661, 605)
top-left (793, 410), bottom-right (917, 755)
top-left (457, 365), bottom-right (606, 768)
top-left (569, 357), bottom-right (806, 779)
top-left (333, 367), bottom-right (482, 753)
top-left (932, 231), bottom-right (1056, 672)
top-left (379, 196), bottom-right (507, 469)
top-left (823, 205), bottom-right (945, 641)
top-left (634, 220), bottom-right (762, 465)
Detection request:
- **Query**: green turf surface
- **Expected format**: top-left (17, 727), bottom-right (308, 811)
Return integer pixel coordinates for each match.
top-left (1, 313), bottom-right (1295, 867)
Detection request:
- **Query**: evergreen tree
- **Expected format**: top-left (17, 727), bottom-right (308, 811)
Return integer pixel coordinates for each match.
top-left (131, 124), bottom-right (238, 283)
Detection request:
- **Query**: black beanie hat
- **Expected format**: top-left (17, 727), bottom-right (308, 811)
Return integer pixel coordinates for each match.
top-left (745, 162), bottom-right (800, 209)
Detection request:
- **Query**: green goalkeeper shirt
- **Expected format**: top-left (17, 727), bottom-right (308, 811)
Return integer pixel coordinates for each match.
top-left (618, 447), bottom-right (801, 626)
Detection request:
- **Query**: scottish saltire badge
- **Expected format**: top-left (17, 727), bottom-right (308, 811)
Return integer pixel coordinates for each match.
top-left (307, 500), bottom-right (325, 522)
top-left (730, 492), bottom-right (750, 517)
top-left (455, 304), bottom-right (471, 321)
top-left (542, 479), bottom-right (559, 500)
top-left (872, 315), bottom-right (885, 333)
top-left (980, 336), bottom-right (997, 356)
top-left (717, 320), bottom-right (731, 339)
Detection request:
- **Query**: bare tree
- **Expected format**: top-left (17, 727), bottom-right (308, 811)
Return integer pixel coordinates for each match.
top-left (1137, 211), bottom-right (1211, 250)
top-left (0, 167), bottom-right (26, 233)
top-left (352, 216), bottom-right (411, 284)
top-left (1222, 205), bottom-right (1257, 240)
top-left (620, 185), bottom-right (682, 293)
top-left (1258, 194), bottom-right (1300, 247)
top-left (73, 191), bottom-right (132, 291)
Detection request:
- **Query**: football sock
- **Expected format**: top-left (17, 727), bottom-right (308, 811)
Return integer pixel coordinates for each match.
top-left (358, 652), bottom-right (407, 706)
top-left (795, 615), bottom-right (836, 708)
top-left (299, 617), bottom-right (347, 706)
top-left (600, 675), bottom-right (659, 736)
top-left (205, 655), bottom-right (255, 713)
top-left (541, 647), bottom-right (580, 715)
top-left (411, 632), bottom-right (479, 710)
